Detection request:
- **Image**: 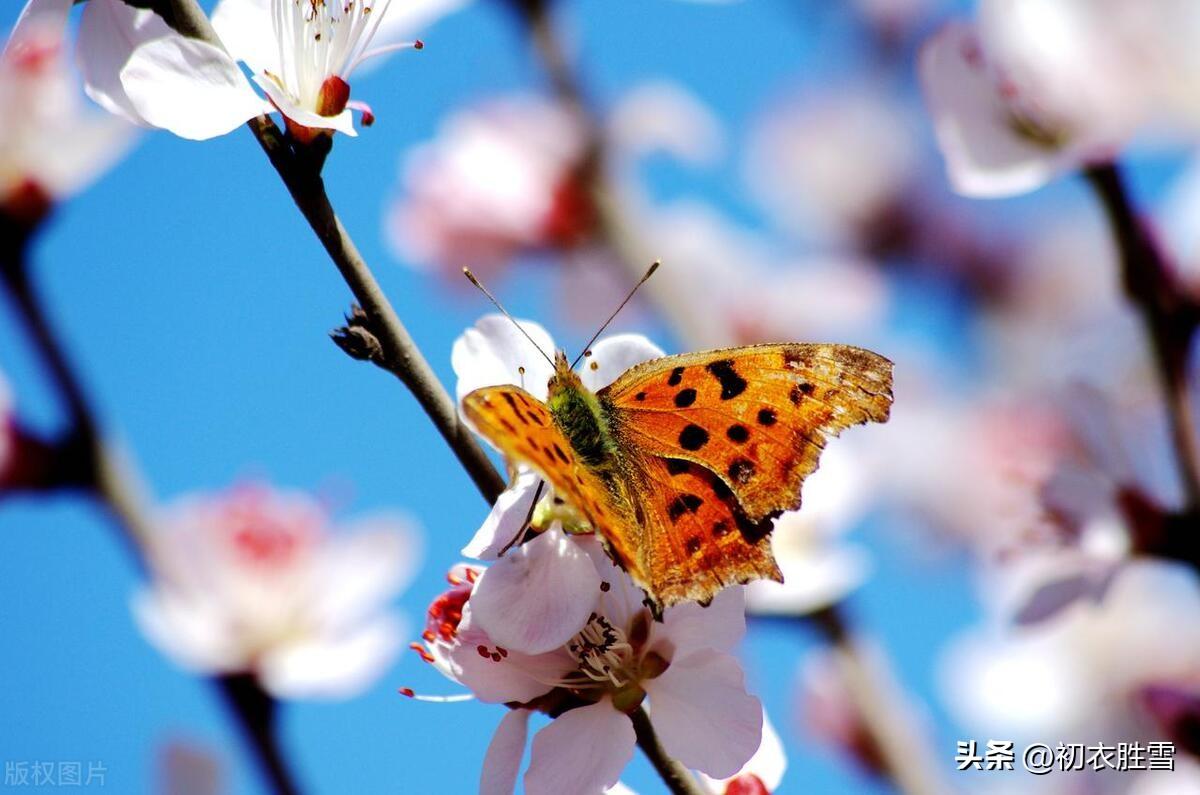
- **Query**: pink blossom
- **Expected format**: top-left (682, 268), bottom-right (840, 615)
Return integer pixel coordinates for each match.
top-left (134, 484), bottom-right (421, 699)
top-left (387, 97), bottom-right (595, 274)
top-left (415, 539), bottom-right (762, 794)
top-left (0, 1), bottom-right (131, 220)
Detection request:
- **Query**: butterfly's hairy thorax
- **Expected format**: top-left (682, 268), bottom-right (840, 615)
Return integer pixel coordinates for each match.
top-left (546, 354), bottom-right (619, 470)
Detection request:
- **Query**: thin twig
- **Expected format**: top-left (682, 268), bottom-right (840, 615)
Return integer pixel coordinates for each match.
top-left (153, 0), bottom-right (508, 505)
top-left (1085, 164), bottom-right (1200, 511)
top-left (810, 607), bottom-right (944, 795)
top-left (217, 675), bottom-right (301, 795)
top-left (630, 706), bottom-right (708, 795)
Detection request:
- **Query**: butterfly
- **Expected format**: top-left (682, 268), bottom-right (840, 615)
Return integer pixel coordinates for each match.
top-left (460, 271), bottom-right (894, 612)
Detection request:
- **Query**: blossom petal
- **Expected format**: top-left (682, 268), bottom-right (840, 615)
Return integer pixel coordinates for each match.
top-left (645, 649), bottom-right (762, 779)
top-left (919, 22), bottom-right (1075, 198)
top-left (131, 589), bottom-right (242, 673)
top-left (701, 708), bottom-right (787, 792)
top-left (452, 314), bottom-right (557, 403)
top-left (463, 470), bottom-right (541, 560)
top-left (252, 72), bottom-right (357, 137)
top-left (441, 607), bottom-right (569, 704)
top-left (77, 0), bottom-right (176, 124)
top-left (210, 0), bottom-right (279, 76)
top-left (308, 515), bottom-right (421, 630)
top-left (579, 334), bottom-right (666, 392)
top-left (525, 700), bottom-right (635, 795)
top-left (470, 527), bottom-right (601, 655)
top-left (259, 616), bottom-right (401, 699)
top-left (120, 36), bottom-right (268, 140)
top-left (8, 0), bottom-right (72, 52)
top-left (480, 709), bottom-right (530, 795)
top-left (658, 585), bottom-right (746, 657)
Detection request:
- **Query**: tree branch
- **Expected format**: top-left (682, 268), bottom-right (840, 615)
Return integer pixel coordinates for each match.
top-left (630, 706), bottom-right (708, 795)
top-left (810, 606), bottom-right (945, 795)
top-left (1085, 163), bottom-right (1200, 511)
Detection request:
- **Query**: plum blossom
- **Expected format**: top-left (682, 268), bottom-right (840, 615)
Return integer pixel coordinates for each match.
top-left (1, 0), bottom-right (131, 221)
top-left (451, 314), bottom-right (664, 562)
top-left (918, 2), bottom-right (1138, 197)
top-left (134, 484), bottom-right (421, 699)
top-left (940, 560), bottom-right (1200, 745)
top-left (0, 371), bottom-right (13, 485)
top-left (921, 0), bottom-right (1200, 198)
top-left (744, 443), bottom-right (872, 616)
top-left (415, 538), bottom-right (763, 794)
top-left (387, 96), bottom-right (594, 274)
top-left (77, 0), bottom-right (464, 140)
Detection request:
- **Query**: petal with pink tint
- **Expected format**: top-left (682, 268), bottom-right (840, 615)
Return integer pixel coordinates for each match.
top-left (8, 0), bottom-right (71, 51)
top-left (657, 585), bottom-right (746, 657)
top-left (480, 708), bottom-right (530, 795)
top-left (919, 22), bottom-right (1072, 198)
top-left (470, 527), bottom-right (601, 655)
top-left (120, 35), bottom-right (268, 140)
top-left (131, 589), bottom-right (243, 673)
top-left (442, 608), bottom-right (568, 704)
top-left (645, 649), bottom-right (762, 779)
top-left (701, 709), bottom-right (787, 793)
top-left (525, 700), bottom-right (635, 795)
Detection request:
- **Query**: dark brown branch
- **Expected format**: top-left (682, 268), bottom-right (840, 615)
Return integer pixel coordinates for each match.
top-left (1085, 164), bottom-right (1200, 511)
top-left (216, 675), bottom-right (301, 795)
top-left (630, 706), bottom-right (707, 795)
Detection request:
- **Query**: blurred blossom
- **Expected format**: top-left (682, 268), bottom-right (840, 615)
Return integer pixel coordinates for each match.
top-left (134, 484), bottom-right (420, 699)
top-left (979, 210), bottom-right (1145, 393)
top-left (745, 444), bottom-right (872, 616)
top-left (607, 81), bottom-right (724, 168)
top-left (157, 741), bottom-right (222, 795)
top-left (77, 0), bottom-right (460, 140)
top-left (387, 96), bottom-right (594, 274)
top-left (1002, 385), bottom-right (1184, 623)
top-left (1128, 757), bottom-right (1200, 795)
top-left (921, 0), bottom-right (1200, 197)
top-left (0, 371), bottom-right (14, 483)
top-left (744, 85), bottom-right (920, 248)
top-left (873, 383), bottom-right (1071, 555)
top-left (415, 539), bottom-right (762, 794)
top-left (451, 314), bottom-right (664, 560)
top-left (850, 0), bottom-right (949, 41)
top-left (630, 203), bottom-right (890, 349)
top-left (941, 560), bottom-right (1200, 744)
top-left (1, 0), bottom-right (131, 221)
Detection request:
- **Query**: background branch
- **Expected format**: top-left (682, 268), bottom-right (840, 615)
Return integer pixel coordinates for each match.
top-left (1084, 163), bottom-right (1200, 512)
top-left (1, 217), bottom-right (304, 795)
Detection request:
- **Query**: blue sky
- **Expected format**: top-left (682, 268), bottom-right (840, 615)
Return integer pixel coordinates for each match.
top-left (0, 2), bottom-right (992, 793)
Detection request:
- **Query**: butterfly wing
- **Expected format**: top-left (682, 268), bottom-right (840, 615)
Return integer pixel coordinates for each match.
top-left (601, 344), bottom-right (893, 523)
top-left (461, 385), bottom-right (648, 586)
top-left (621, 455), bottom-right (782, 607)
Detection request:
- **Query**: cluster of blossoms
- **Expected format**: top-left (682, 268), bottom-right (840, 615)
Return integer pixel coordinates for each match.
top-left (135, 484), bottom-right (420, 699)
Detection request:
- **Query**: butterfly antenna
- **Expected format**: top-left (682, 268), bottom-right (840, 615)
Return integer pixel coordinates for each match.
top-left (571, 260), bottom-right (660, 369)
top-left (463, 267), bottom-right (554, 367)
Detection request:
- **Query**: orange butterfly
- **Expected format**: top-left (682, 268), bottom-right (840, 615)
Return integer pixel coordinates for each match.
top-left (461, 269), bottom-right (893, 612)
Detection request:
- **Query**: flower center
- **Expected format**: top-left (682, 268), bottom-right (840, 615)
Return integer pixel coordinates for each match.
top-left (271, 0), bottom-right (391, 107)
top-left (567, 613), bottom-right (637, 688)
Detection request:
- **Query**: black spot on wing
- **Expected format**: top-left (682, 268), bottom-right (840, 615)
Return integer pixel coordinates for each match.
top-left (705, 359), bottom-right (748, 400)
top-left (726, 424), bottom-right (749, 443)
top-left (668, 367), bottom-right (685, 387)
top-left (757, 408), bottom-right (777, 426)
top-left (679, 424), bottom-right (710, 451)
top-left (685, 536), bottom-right (703, 556)
top-left (728, 458), bottom-right (755, 485)
top-left (674, 388), bottom-right (697, 408)
top-left (667, 493), bottom-right (704, 522)
top-left (665, 459), bottom-right (690, 476)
